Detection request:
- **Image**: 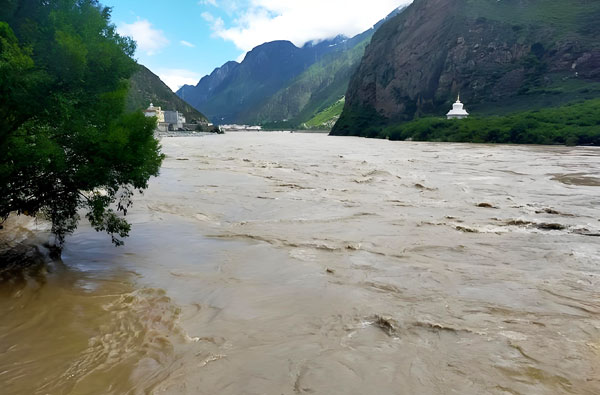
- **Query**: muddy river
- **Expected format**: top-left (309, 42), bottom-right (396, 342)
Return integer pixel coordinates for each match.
top-left (1, 132), bottom-right (599, 394)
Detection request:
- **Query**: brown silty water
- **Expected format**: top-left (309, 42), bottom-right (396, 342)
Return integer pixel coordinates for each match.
top-left (1, 132), bottom-right (599, 394)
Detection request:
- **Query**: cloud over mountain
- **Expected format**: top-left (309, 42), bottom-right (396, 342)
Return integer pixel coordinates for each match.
top-left (202, 0), bottom-right (412, 52)
top-left (117, 19), bottom-right (170, 55)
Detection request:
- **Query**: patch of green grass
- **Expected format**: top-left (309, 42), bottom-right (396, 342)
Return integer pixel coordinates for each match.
top-left (304, 97), bottom-right (345, 128)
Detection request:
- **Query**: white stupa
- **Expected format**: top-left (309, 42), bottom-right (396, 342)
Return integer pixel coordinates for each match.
top-left (446, 95), bottom-right (469, 119)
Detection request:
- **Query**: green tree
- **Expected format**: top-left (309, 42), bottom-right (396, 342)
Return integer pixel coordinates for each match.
top-left (0, 1), bottom-right (164, 251)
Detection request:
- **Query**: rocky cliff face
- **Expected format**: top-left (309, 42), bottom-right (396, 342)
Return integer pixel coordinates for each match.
top-left (332, 0), bottom-right (600, 134)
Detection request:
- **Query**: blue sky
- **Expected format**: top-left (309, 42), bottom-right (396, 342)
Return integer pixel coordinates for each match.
top-left (105, 0), bottom-right (411, 91)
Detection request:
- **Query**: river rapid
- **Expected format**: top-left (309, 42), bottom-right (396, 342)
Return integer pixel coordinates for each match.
top-left (1, 132), bottom-right (599, 394)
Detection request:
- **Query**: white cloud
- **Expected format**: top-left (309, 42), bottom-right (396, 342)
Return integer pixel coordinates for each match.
top-left (117, 19), bottom-right (170, 56)
top-left (235, 52), bottom-right (246, 63)
top-left (203, 0), bottom-right (412, 52)
top-left (201, 0), bottom-right (243, 15)
top-left (180, 40), bottom-right (196, 48)
top-left (157, 69), bottom-right (203, 91)
top-left (202, 11), bottom-right (226, 33)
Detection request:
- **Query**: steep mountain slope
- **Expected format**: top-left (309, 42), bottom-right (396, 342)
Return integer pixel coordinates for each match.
top-left (126, 65), bottom-right (207, 123)
top-left (304, 97), bottom-right (346, 129)
top-left (332, 0), bottom-right (600, 135)
top-left (243, 31), bottom-right (374, 126)
top-left (177, 61), bottom-right (239, 111)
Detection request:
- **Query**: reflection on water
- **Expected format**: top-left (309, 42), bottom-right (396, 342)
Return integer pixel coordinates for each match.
top-left (1, 133), bottom-right (600, 394)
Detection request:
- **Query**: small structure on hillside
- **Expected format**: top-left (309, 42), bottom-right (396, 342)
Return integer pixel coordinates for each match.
top-left (446, 95), bottom-right (469, 119)
top-left (144, 103), bottom-right (165, 123)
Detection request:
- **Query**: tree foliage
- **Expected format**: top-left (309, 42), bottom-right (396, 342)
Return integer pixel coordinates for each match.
top-left (0, 0), bottom-right (164, 249)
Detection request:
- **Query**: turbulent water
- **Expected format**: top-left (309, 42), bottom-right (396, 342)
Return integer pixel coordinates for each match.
top-left (1, 132), bottom-right (599, 394)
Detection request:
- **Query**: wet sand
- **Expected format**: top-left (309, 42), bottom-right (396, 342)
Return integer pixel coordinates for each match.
top-left (1, 132), bottom-right (599, 394)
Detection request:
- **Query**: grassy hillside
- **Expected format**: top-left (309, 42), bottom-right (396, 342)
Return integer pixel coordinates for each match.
top-left (126, 65), bottom-right (207, 123)
top-left (304, 97), bottom-right (346, 129)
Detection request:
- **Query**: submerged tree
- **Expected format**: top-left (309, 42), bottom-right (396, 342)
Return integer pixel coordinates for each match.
top-left (0, 0), bottom-right (164, 250)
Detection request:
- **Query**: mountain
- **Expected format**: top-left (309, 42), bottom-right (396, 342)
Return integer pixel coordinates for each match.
top-left (332, 0), bottom-right (600, 136)
top-left (177, 8), bottom-right (404, 126)
top-left (176, 38), bottom-right (346, 124)
top-left (245, 28), bottom-right (376, 128)
top-left (126, 65), bottom-right (207, 123)
top-left (177, 61), bottom-right (239, 113)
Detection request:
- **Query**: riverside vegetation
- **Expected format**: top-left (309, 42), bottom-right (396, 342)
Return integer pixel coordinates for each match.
top-left (0, 0), bottom-right (164, 250)
top-left (336, 99), bottom-right (600, 145)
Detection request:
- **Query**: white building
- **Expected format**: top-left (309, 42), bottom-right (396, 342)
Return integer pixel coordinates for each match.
top-left (446, 95), bottom-right (469, 119)
top-left (164, 111), bottom-right (186, 130)
top-left (143, 103), bottom-right (165, 123)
